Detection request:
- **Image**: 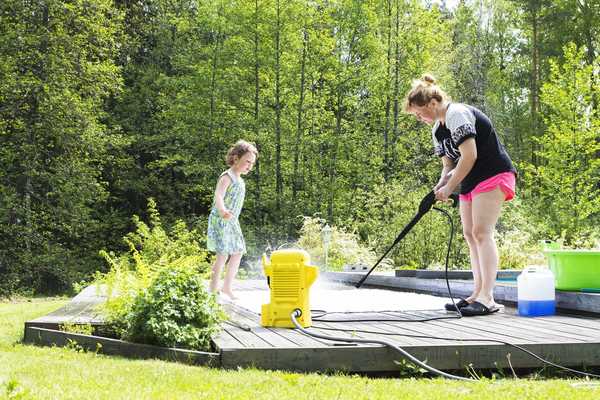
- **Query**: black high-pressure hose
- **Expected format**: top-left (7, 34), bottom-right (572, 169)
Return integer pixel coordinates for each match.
top-left (290, 308), bottom-right (475, 381)
top-left (314, 200), bottom-right (462, 324)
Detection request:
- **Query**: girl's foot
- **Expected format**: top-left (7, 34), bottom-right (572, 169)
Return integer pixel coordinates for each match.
top-left (221, 289), bottom-right (238, 301)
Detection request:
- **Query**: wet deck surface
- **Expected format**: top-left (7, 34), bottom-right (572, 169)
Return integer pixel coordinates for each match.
top-left (25, 278), bottom-right (600, 373)
top-left (212, 279), bottom-right (600, 372)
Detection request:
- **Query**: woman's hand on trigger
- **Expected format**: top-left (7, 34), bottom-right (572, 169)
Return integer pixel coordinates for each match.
top-left (434, 178), bottom-right (446, 191)
top-left (434, 185), bottom-right (453, 202)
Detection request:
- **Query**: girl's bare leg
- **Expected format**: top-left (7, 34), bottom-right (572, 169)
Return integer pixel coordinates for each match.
top-left (221, 253), bottom-right (242, 300)
top-left (209, 254), bottom-right (229, 294)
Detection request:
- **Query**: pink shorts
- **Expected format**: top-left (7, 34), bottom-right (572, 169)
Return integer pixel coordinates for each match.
top-left (459, 172), bottom-right (516, 202)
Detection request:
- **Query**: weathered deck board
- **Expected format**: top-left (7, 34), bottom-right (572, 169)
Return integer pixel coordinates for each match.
top-left (376, 315), bottom-right (503, 347)
top-left (219, 305), bottom-right (300, 348)
top-left (24, 280), bottom-right (600, 373)
top-left (214, 280), bottom-right (600, 372)
top-left (405, 311), bottom-right (560, 344)
top-left (214, 303), bottom-right (333, 349)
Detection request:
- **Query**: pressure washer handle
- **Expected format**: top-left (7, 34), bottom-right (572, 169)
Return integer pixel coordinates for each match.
top-left (420, 190), bottom-right (460, 214)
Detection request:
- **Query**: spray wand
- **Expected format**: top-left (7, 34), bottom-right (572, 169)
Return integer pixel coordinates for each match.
top-left (355, 190), bottom-right (458, 288)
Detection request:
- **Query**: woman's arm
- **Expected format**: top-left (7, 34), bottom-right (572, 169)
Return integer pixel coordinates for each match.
top-left (435, 138), bottom-right (477, 200)
top-left (214, 175), bottom-right (233, 219)
top-left (435, 156), bottom-right (456, 191)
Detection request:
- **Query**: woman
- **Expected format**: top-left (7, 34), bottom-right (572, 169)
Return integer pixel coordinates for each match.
top-left (404, 74), bottom-right (516, 316)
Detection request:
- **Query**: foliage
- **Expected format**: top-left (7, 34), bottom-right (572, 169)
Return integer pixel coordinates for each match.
top-left (296, 216), bottom-right (384, 271)
top-left (59, 323), bottom-right (94, 336)
top-left (123, 266), bottom-right (224, 351)
top-left (94, 199), bottom-right (218, 347)
top-left (0, 0), bottom-right (125, 296)
top-left (520, 44), bottom-right (600, 246)
top-left (345, 179), bottom-right (470, 270)
top-left (496, 199), bottom-right (542, 269)
top-left (1, 0), bottom-right (600, 296)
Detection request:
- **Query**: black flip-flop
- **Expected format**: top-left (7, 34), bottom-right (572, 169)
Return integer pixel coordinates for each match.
top-left (445, 298), bottom-right (469, 312)
top-left (460, 301), bottom-right (499, 316)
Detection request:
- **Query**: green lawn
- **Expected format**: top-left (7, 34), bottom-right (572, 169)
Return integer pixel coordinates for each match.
top-left (1, 299), bottom-right (599, 399)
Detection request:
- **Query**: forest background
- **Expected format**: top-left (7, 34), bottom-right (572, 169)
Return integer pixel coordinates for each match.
top-left (1, 0), bottom-right (598, 296)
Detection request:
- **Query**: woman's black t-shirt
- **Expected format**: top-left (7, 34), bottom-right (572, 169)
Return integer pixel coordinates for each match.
top-left (432, 103), bottom-right (515, 195)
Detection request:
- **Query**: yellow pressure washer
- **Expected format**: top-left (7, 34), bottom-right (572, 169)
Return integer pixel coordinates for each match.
top-left (261, 249), bottom-right (318, 328)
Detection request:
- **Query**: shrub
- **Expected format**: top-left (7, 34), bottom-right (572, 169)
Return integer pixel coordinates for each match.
top-left (496, 199), bottom-right (538, 269)
top-left (296, 216), bottom-right (387, 271)
top-left (123, 266), bottom-right (224, 350)
top-left (94, 199), bottom-right (221, 349)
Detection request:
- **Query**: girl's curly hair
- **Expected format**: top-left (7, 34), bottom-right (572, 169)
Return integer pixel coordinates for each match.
top-left (226, 140), bottom-right (258, 166)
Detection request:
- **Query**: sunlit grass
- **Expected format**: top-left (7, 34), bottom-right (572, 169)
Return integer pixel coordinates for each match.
top-left (1, 299), bottom-right (598, 399)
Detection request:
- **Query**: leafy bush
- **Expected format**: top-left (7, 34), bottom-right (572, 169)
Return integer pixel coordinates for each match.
top-left (495, 199), bottom-right (540, 269)
top-left (94, 199), bottom-right (221, 349)
top-left (296, 216), bottom-right (387, 271)
top-left (123, 266), bottom-right (224, 350)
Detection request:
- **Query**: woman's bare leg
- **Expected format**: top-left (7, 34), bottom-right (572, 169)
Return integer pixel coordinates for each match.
top-left (471, 187), bottom-right (505, 308)
top-left (460, 199), bottom-right (480, 303)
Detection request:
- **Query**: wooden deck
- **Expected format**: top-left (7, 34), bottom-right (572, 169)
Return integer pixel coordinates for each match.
top-left (24, 279), bottom-right (600, 374)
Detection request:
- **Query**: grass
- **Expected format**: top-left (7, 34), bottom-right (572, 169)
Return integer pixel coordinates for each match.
top-left (1, 299), bottom-right (600, 399)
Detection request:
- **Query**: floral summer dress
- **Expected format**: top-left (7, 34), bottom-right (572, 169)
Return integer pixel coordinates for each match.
top-left (206, 169), bottom-right (246, 255)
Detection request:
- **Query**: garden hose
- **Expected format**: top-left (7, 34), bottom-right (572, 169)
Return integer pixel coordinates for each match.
top-left (290, 309), bottom-right (475, 381)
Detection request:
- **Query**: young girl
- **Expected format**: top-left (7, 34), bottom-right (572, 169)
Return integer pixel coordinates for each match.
top-left (404, 74), bottom-right (516, 316)
top-left (207, 140), bottom-right (258, 300)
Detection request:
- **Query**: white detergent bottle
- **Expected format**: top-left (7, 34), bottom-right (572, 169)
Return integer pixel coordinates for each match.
top-left (517, 266), bottom-right (556, 317)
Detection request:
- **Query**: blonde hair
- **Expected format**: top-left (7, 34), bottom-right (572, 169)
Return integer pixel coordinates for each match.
top-left (226, 139), bottom-right (258, 166)
top-left (403, 74), bottom-right (449, 112)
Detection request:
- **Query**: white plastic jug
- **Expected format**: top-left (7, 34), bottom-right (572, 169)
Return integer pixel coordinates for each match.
top-left (517, 267), bottom-right (555, 317)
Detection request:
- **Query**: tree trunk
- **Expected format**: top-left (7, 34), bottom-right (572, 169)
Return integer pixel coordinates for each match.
top-left (292, 29), bottom-right (308, 205)
top-left (391, 0), bottom-right (401, 171)
top-left (578, 0), bottom-right (598, 110)
top-left (253, 0), bottom-right (262, 234)
top-left (328, 92), bottom-right (343, 222)
top-left (274, 0), bottom-right (283, 213)
top-left (383, 0), bottom-right (392, 181)
top-left (208, 27), bottom-right (221, 155)
top-left (530, 4), bottom-right (540, 165)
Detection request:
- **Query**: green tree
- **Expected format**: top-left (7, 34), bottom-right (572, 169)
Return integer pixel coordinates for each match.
top-left (0, 0), bottom-right (123, 295)
top-left (521, 44), bottom-right (600, 243)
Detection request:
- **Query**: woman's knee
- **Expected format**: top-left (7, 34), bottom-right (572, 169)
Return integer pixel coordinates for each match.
top-left (463, 228), bottom-right (476, 244)
top-left (472, 225), bottom-right (493, 243)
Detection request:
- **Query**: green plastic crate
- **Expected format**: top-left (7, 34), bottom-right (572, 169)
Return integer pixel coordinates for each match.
top-left (543, 249), bottom-right (600, 291)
